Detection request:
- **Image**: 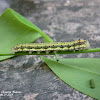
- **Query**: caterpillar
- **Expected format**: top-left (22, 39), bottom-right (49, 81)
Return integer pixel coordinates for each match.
top-left (90, 79), bottom-right (95, 89)
top-left (11, 39), bottom-right (90, 54)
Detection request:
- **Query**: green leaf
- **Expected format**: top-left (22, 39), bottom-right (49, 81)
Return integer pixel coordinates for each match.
top-left (0, 8), bottom-right (53, 61)
top-left (41, 56), bottom-right (100, 99)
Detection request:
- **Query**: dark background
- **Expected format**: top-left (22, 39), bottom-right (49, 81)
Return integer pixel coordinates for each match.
top-left (0, 0), bottom-right (100, 100)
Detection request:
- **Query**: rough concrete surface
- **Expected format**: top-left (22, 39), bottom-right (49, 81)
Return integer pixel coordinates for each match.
top-left (0, 0), bottom-right (100, 100)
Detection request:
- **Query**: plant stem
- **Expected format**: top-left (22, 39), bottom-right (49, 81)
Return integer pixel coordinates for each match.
top-left (0, 48), bottom-right (100, 56)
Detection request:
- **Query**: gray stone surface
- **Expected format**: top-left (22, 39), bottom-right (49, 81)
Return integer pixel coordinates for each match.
top-left (0, 0), bottom-right (100, 100)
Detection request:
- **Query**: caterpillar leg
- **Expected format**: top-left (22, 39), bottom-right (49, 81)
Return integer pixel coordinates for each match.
top-left (37, 51), bottom-right (40, 54)
top-left (29, 51), bottom-right (32, 54)
top-left (54, 50), bottom-right (58, 54)
top-left (46, 51), bottom-right (50, 54)
top-left (12, 51), bottom-right (15, 54)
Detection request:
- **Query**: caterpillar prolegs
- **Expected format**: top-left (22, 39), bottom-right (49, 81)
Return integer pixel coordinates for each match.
top-left (11, 39), bottom-right (90, 54)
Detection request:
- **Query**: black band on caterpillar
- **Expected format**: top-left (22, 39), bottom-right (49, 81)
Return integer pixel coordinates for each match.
top-left (11, 39), bottom-right (90, 54)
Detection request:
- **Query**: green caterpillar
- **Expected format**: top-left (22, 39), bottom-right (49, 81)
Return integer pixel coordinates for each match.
top-left (90, 79), bottom-right (95, 89)
top-left (11, 39), bottom-right (90, 54)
